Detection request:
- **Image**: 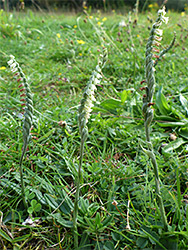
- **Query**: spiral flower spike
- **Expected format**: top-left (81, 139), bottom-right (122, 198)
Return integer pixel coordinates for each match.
top-left (73, 47), bottom-right (107, 249)
top-left (7, 55), bottom-right (33, 209)
top-left (141, 7), bottom-right (175, 231)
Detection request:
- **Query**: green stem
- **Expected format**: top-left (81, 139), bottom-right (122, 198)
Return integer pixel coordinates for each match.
top-left (151, 152), bottom-right (168, 231)
top-left (145, 121), bottom-right (168, 230)
top-left (145, 121), bottom-right (150, 143)
top-left (19, 143), bottom-right (27, 210)
top-left (73, 139), bottom-right (85, 249)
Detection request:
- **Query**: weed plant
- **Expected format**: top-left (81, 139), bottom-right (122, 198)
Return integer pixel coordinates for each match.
top-left (0, 6), bottom-right (188, 250)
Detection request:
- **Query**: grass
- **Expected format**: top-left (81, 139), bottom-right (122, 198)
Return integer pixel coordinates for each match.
top-left (0, 7), bottom-right (188, 250)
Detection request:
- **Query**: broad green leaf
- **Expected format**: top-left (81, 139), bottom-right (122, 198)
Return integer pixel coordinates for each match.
top-left (121, 90), bottom-right (130, 103)
top-left (156, 86), bottom-right (171, 116)
top-left (102, 215), bottom-right (114, 228)
top-left (95, 212), bottom-right (101, 227)
top-left (156, 87), bottom-right (181, 119)
top-left (111, 231), bottom-right (122, 241)
top-left (44, 194), bottom-right (59, 210)
top-left (179, 127), bottom-right (188, 139)
top-left (155, 115), bottom-right (179, 122)
top-left (85, 217), bottom-right (95, 230)
top-left (179, 94), bottom-right (188, 115)
top-left (164, 231), bottom-right (188, 240)
top-left (141, 228), bottom-right (165, 249)
top-left (79, 233), bottom-right (91, 250)
top-left (58, 197), bottom-right (73, 215)
top-left (52, 213), bottom-right (73, 228)
top-left (103, 240), bottom-right (114, 250)
top-left (157, 121), bottom-right (186, 127)
top-left (136, 237), bottom-right (148, 248)
top-left (79, 198), bottom-right (89, 214)
top-left (0, 228), bottom-right (13, 243)
top-left (100, 98), bottom-right (122, 111)
top-left (154, 234), bottom-right (178, 250)
top-left (12, 234), bottom-right (31, 243)
top-left (63, 156), bottom-right (77, 179)
top-left (162, 138), bottom-right (187, 153)
top-left (33, 189), bottom-right (46, 205)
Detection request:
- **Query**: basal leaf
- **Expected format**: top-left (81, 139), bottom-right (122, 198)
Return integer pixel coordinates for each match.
top-left (157, 121), bottom-right (186, 127)
top-left (52, 213), bottom-right (73, 228)
top-left (155, 115), bottom-right (179, 122)
top-left (100, 98), bottom-right (122, 112)
top-left (103, 240), bottom-right (114, 250)
top-left (102, 215), bottom-right (114, 228)
top-left (179, 127), bottom-right (188, 139)
top-left (121, 90), bottom-right (130, 103)
top-left (179, 94), bottom-right (188, 115)
top-left (162, 138), bottom-right (187, 153)
top-left (44, 194), bottom-right (59, 210)
top-left (136, 237), bottom-right (148, 248)
top-left (156, 86), bottom-right (171, 116)
top-left (0, 228), bottom-right (13, 243)
top-left (95, 212), bottom-right (101, 227)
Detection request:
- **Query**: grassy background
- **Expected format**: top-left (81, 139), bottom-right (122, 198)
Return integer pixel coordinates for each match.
top-left (0, 7), bottom-right (188, 249)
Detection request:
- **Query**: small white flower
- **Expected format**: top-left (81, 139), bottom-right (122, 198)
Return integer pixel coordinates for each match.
top-left (10, 62), bottom-right (17, 69)
top-left (119, 20), bottom-right (126, 27)
top-left (94, 71), bottom-right (102, 79)
top-left (154, 35), bottom-right (162, 42)
top-left (162, 16), bottom-right (169, 24)
top-left (94, 78), bottom-right (101, 85)
top-left (11, 68), bottom-right (18, 73)
top-left (152, 40), bottom-right (160, 47)
top-left (7, 59), bottom-right (14, 65)
top-left (154, 29), bottom-right (163, 36)
top-left (158, 6), bottom-right (166, 16)
top-left (7, 55), bottom-right (15, 65)
top-left (89, 84), bottom-right (97, 92)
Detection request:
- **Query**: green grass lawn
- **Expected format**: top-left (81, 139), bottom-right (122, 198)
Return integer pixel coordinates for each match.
top-left (0, 7), bottom-right (188, 250)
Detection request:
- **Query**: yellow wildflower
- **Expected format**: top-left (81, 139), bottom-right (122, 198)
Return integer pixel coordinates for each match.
top-left (79, 53), bottom-right (82, 56)
top-left (148, 4), bottom-right (153, 8)
top-left (0, 66), bottom-right (6, 70)
top-left (181, 12), bottom-right (185, 16)
top-left (137, 34), bottom-right (140, 37)
top-left (89, 16), bottom-right (93, 19)
top-left (58, 73), bottom-right (62, 75)
top-left (74, 25), bottom-right (77, 28)
top-left (102, 17), bottom-right (107, 22)
top-left (83, 6), bottom-right (87, 9)
top-left (77, 40), bottom-right (85, 45)
top-left (56, 33), bottom-right (61, 38)
top-left (97, 22), bottom-right (101, 26)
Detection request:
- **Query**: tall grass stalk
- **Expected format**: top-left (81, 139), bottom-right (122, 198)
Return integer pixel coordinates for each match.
top-left (7, 55), bottom-right (33, 209)
top-left (142, 7), bottom-right (175, 231)
top-left (73, 48), bottom-right (107, 249)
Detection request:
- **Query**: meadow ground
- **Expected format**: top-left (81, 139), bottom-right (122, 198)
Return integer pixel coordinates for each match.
top-left (0, 7), bottom-right (188, 250)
